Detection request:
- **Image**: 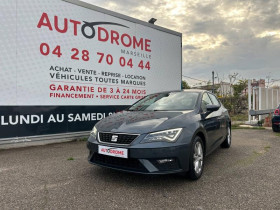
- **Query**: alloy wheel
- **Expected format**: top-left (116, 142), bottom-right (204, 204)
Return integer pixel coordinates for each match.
top-left (193, 141), bottom-right (203, 174)
top-left (227, 127), bottom-right (231, 145)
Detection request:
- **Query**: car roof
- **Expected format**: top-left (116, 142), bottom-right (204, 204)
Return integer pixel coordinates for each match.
top-left (151, 89), bottom-right (208, 95)
top-left (182, 89), bottom-right (208, 93)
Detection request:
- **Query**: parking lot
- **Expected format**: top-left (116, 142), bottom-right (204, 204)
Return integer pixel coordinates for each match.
top-left (0, 129), bottom-right (280, 209)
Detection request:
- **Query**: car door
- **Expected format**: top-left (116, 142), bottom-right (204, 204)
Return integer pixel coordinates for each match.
top-left (208, 93), bottom-right (226, 141)
top-left (200, 93), bottom-right (220, 151)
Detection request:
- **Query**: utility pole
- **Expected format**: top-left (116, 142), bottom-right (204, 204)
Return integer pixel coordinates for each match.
top-left (212, 71), bottom-right (215, 93)
top-left (266, 75), bottom-right (271, 88)
top-left (248, 79), bottom-right (252, 123)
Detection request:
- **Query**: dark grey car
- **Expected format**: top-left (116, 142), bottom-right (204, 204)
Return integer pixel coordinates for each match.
top-left (87, 89), bottom-right (231, 180)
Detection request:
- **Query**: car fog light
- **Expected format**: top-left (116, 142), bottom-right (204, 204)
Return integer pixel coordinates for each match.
top-left (157, 158), bottom-right (174, 164)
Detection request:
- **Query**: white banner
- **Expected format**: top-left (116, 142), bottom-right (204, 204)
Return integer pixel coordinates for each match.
top-left (0, 0), bottom-right (181, 106)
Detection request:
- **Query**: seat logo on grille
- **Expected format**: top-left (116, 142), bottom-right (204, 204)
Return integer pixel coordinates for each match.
top-left (111, 135), bottom-right (118, 142)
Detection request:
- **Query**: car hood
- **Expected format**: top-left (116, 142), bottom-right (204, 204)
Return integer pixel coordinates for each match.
top-left (96, 110), bottom-right (195, 134)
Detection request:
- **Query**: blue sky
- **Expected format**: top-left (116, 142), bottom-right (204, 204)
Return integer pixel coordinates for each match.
top-left (83, 0), bottom-right (280, 87)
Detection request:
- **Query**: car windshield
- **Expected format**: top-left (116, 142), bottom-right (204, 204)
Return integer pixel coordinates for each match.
top-left (128, 92), bottom-right (199, 111)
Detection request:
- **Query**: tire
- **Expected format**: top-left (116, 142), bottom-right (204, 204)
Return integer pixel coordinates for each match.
top-left (221, 125), bottom-right (231, 148)
top-left (188, 136), bottom-right (204, 180)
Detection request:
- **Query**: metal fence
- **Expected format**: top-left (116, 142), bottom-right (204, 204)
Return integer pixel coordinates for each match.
top-left (248, 80), bottom-right (280, 121)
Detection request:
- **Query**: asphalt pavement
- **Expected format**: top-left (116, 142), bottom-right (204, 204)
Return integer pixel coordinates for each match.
top-left (0, 129), bottom-right (280, 210)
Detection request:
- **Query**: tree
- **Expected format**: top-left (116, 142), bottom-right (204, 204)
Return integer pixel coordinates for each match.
top-left (220, 79), bottom-right (248, 115)
top-left (232, 79), bottom-right (248, 96)
top-left (182, 80), bottom-right (191, 89)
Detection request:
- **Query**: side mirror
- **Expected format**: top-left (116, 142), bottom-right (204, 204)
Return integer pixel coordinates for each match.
top-left (206, 104), bottom-right (220, 112)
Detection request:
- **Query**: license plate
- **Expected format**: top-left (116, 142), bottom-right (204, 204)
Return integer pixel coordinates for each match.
top-left (98, 145), bottom-right (128, 159)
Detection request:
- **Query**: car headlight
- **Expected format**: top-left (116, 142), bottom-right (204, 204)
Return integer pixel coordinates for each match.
top-left (90, 126), bottom-right (98, 139)
top-left (143, 128), bottom-right (182, 143)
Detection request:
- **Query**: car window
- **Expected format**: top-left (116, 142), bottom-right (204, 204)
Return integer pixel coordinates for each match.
top-left (201, 93), bottom-right (212, 112)
top-left (128, 92), bottom-right (199, 111)
top-left (208, 93), bottom-right (220, 106)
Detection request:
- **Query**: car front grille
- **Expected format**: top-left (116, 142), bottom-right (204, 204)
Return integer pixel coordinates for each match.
top-left (90, 153), bottom-right (148, 172)
top-left (98, 132), bottom-right (138, 145)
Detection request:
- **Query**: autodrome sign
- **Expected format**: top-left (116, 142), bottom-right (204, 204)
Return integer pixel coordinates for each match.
top-left (0, 0), bottom-right (182, 139)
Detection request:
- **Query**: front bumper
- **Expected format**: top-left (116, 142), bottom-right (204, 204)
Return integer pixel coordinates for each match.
top-left (272, 116), bottom-right (280, 130)
top-left (87, 138), bottom-right (191, 175)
